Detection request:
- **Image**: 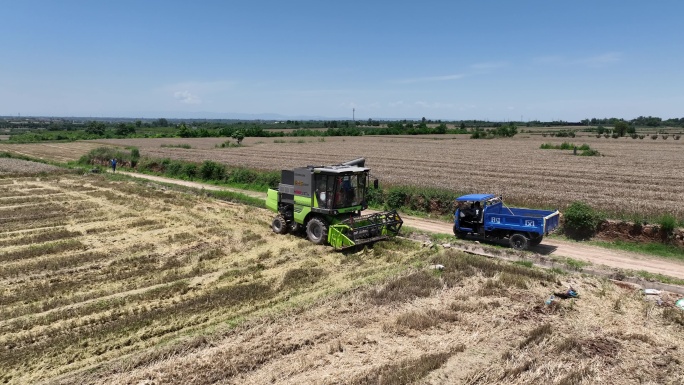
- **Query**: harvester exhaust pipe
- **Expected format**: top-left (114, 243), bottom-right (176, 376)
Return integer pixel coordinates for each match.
top-left (341, 158), bottom-right (365, 167)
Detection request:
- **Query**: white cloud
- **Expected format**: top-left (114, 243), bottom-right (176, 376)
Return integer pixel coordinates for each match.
top-left (173, 90), bottom-right (201, 104)
top-left (470, 61), bottom-right (509, 70)
top-left (414, 101), bottom-right (455, 109)
top-left (532, 52), bottom-right (621, 67)
top-left (393, 73), bottom-right (466, 84)
top-left (576, 52), bottom-right (621, 67)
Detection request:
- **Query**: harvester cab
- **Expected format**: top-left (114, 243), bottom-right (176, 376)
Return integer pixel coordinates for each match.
top-left (266, 158), bottom-right (402, 249)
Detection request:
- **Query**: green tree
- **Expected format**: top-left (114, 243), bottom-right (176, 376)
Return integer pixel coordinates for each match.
top-left (135, 120), bottom-right (142, 128)
top-left (156, 118), bottom-right (169, 127)
top-left (232, 130), bottom-right (245, 144)
top-left (614, 121), bottom-right (629, 137)
top-left (178, 123), bottom-right (191, 138)
top-left (85, 121), bottom-right (106, 136)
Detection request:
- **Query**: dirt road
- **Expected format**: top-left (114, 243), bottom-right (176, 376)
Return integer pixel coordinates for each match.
top-left (115, 170), bottom-right (684, 280)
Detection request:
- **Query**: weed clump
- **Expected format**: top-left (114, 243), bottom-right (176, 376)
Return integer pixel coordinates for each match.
top-left (281, 268), bottom-right (326, 289)
top-left (367, 271), bottom-right (441, 305)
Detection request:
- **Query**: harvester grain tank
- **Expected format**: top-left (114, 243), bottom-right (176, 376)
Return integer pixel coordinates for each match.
top-left (266, 158), bottom-right (402, 249)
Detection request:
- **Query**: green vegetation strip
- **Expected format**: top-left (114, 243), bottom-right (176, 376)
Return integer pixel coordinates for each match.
top-left (589, 240), bottom-right (684, 261)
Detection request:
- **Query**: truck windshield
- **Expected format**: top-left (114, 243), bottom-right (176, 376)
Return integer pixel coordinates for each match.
top-left (333, 174), bottom-right (365, 208)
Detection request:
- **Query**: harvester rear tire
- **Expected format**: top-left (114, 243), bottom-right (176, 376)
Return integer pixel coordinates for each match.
top-left (509, 233), bottom-right (529, 250)
top-left (272, 215), bottom-right (288, 234)
top-left (306, 217), bottom-right (328, 245)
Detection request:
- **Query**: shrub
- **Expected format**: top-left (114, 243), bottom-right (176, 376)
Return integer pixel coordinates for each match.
top-left (674, 135), bottom-right (681, 140)
top-left (651, 134), bottom-right (658, 140)
top-left (199, 160), bottom-right (226, 181)
top-left (563, 201), bottom-right (604, 239)
top-left (658, 214), bottom-right (677, 234)
top-left (662, 134), bottom-right (669, 140)
top-left (639, 135), bottom-right (645, 139)
top-left (385, 187), bottom-right (408, 210)
top-left (578, 144), bottom-right (590, 150)
top-left (580, 148), bottom-right (600, 156)
top-left (182, 163), bottom-right (197, 179)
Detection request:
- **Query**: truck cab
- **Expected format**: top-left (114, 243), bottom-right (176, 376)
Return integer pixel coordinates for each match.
top-left (454, 194), bottom-right (560, 250)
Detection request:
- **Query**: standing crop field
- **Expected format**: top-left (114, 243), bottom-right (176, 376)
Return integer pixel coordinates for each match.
top-left (2, 162), bottom-right (684, 384)
top-left (88, 135), bottom-right (684, 219)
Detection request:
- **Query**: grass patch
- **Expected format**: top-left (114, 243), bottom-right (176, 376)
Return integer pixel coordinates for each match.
top-left (394, 309), bottom-right (459, 330)
top-left (519, 323), bottom-right (552, 349)
top-left (0, 239), bottom-right (84, 262)
top-left (589, 239), bottom-right (684, 260)
top-left (206, 189), bottom-right (265, 207)
top-left (565, 257), bottom-right (590, 271)
top-left (633, 270), bottom-right (684, 286)
top-left (367, 271), bottom-right (441, 305)
top-left (160, 143), bottom-right (192, 149)
top-left (0, 229), bottom-right (81, 247)
top-left (281, 268), bottom-right (327, 289)
top-left (350, 348), bottom-right (464, 385)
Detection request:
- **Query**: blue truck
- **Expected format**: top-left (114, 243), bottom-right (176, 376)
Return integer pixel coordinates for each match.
top-left (453, 194), bottom-right (560, 250)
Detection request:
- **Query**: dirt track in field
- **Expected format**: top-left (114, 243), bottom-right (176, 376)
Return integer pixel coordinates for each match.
top-left (114, 170), bottom-right (684, 281)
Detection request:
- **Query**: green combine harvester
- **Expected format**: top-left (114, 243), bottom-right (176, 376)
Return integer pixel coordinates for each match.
top-left (266, 158), bottom-right (403, 249)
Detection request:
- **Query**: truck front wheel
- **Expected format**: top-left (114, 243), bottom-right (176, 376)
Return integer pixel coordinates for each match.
top-left (306, 217), bottom-right (328, 245)
top-left (509, 233), bottom-right (529, 250)
top-left (453, 224), bottom-right (467, 239)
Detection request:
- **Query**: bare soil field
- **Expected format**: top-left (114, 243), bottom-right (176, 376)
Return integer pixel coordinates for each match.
top-left (1, 168), bottom-right (684, 384)
top-left (0, 141), bottom-right (104, 162)
top-left (0, 157), bottom-right (66, 176)
top-left (84, 135), bottom-right (684, 219)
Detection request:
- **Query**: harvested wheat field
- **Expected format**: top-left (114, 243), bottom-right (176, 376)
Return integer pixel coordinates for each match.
top-left (2, 135), bottom-right (683, 218)
top-left (0, 142), bottom-right (104, 162)
top-left (88, 135), bottom-right (684, 219)
top-left (2, 166), bottom-right (684, 385)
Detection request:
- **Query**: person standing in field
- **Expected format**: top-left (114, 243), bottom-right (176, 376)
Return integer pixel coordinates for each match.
top-left (111, 158), bottom-right (117, 173)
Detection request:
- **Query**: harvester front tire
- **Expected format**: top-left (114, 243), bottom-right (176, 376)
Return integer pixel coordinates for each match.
top-left (306, 218), bottom-right (328, 245)
top-left (509, 233), bottom-right (529, 250)
top-left (272, 215), bottom-right (288, 234)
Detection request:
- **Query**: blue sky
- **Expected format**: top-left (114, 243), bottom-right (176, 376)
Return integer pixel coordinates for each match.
top-left (1, 0), bottom-right (682, 121)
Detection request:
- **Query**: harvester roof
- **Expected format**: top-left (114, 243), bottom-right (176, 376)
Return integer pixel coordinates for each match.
top-left (312, 165), bottom-right (369, 174)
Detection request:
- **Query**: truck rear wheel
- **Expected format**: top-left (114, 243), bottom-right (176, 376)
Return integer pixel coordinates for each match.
top-left (306, 217), bottom-right (328, 245)
top-left (272, 215), bottom-right (288, 234)
top-left (528, 234), bottom-right (543, 246)
top-left (509, 233), bottom-right (529, 250)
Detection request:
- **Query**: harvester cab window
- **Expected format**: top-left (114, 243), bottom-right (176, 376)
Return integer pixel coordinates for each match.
top-left (333, 174), bottom-right (365, 208)
top-left (315, 175), bottom-right (333, 209)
